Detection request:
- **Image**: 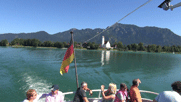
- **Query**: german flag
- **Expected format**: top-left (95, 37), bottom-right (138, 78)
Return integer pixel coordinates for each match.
top-left (60, 36), bottom-right (74, 75)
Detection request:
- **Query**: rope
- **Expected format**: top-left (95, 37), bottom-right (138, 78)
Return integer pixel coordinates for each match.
top-left (83, 0), bottom-right (152, 43)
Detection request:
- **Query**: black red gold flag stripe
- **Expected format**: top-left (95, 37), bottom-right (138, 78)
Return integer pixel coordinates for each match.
top-left (60, 39), bottom-right (74, 75)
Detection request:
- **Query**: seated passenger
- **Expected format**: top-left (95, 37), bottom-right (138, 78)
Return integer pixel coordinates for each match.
top-left (153, 81), bottom-right (181, 102)
top-left (114, 83), bottom-right (129, 102)
top-left (130, 78), bottom-right (142, 102)
top-left (23, 89), bottom-right (46, 102)
top-left (45, 84), bottom-right (64, 102)
top-left (101, 83), bottom-right (117, 102)
top-left (73, 81), bottom-right (93, 102)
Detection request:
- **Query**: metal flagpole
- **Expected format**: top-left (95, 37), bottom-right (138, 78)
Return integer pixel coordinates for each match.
top-left (70, 31), bottom-right (79, 88)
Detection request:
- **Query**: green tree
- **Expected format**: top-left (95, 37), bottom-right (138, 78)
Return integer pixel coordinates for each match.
top-left (86, 42), bottom-right (99, 49)
top-left (10, 38), bottom-right (24, 45)
top-left (1, 39), bottom-right (9, 46)
top-left (90, 42), bottom-right (99, 49)
top-left (43, 41), bottom-right (53, 47)
top-left (54, 42), bottom-right (64, 48)
top-left (147, 44), bottom-right (157, 52)
top-left (127, 45), bottom-right (132, 50)
top-left (74, 41), bottom-right (77, 48)
top-left (77, 42), bottom-right (82, 48)
top-left (87, 42), bottom-right (92, 48)
top-left (19, 38), bottom-right (24, 45)
top-left (138, 42), bottom-right (145, 51)
top-left (11, 38), bottom-right (19, 45)
top-left (131, 43), bottom-right (138, 51)
top-left (31, 39), bottom-right (41, 47)
top-left (63, 42), bottom-right (68, 48)
top-left (156, 45), bottom-right (162, 52)
top-left (162, 46), bottom-right (168, 52)
top-left (170, 45), bottom-right (177, 52)
top-left (177, 46), bottom-right (181, 52)
top-left (24, 39), bottom-right (32, 46)
top-left (117, 42), bottom-right (123, 49)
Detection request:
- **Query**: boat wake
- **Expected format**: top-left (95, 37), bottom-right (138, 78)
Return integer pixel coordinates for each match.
top-left (20, 73), bottom-right (51, 102)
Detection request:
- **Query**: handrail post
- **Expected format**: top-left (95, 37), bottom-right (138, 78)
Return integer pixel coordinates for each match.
top-left (98, 91), bottom-right (101, 98)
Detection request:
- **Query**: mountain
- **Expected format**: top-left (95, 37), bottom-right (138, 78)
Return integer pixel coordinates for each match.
top-left (0, 23), bottom-right (181, 46)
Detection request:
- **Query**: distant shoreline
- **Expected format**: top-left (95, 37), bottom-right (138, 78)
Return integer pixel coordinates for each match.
top-left (7, 45), bottom-right (179, 54)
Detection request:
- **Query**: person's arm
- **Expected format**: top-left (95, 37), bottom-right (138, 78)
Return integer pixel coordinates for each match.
top-left (39, 93), bottom-right (47, 99)
top-left (102, 93), bottom-right (115, 100)
top-left (80, 88), bottom-right (89, 102)
top-left (101, 85), bottom-right (115, 100)
top-left (83, 97), bottom-right (89, 102)
top-left (86, 88), bottom-right (92, 95)
top-left (137, 79), bottom-right (141, 84)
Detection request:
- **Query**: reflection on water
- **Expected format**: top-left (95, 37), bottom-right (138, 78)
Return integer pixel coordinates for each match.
top-left (105, 51), bottom-right (110, 64)
top-left (101, 50), bottom-right (111, 66)
top-left (1, 47), bottom-right (181, 101)
top-left (101, 50), bottom-right (104, 66)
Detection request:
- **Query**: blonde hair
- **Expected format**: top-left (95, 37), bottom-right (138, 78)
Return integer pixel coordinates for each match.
top-left (109, 83), bottom-right (117, 94)
top-left (26, 89), bottom-right (35, 99)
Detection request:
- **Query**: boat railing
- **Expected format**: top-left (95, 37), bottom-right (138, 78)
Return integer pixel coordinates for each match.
top-left (63, 89), bottom-right (159, 102)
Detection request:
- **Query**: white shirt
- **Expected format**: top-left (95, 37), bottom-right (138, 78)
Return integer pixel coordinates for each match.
top-left (155, 91), bottom-right (181, 102)
top-left (45, 91), bottom-right (64, 102)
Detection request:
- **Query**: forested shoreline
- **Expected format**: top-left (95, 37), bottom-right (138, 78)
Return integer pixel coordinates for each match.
top-left (0, 38), bottom-right (180, 53)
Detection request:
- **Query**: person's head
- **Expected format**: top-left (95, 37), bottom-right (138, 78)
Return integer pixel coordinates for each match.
top-left (26, 89), bottom-right (37, 100)
top-left (51, 84), bottom-right (59, 95)
top-left (120, 83), bottom-right (127, 91)
top-left (171, 81), bottom-right (181, 93)
top-left (132, 79), bottom-right (141, 87)
top-left (108, 83), bottom-right (117, 94)
top-left (81, 81), bottom-right (88, 90)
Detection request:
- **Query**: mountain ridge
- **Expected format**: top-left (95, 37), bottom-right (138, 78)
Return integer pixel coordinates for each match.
top-left (0, 23), bottom-right (181, 46)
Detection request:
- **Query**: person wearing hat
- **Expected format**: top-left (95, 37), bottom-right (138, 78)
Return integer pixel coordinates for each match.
top-left (45, 84), bottom-right (64, 102)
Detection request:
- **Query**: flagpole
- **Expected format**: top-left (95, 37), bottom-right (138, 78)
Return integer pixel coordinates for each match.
top-left (70, 31), bottom-right (79, 88)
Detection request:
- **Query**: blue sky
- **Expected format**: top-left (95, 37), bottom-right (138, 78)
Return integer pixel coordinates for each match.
top-left (0, 0), bottom-right (181, 36)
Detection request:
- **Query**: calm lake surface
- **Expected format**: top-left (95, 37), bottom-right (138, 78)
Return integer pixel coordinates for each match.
top-left (0, 47), bottom-right (181, 102)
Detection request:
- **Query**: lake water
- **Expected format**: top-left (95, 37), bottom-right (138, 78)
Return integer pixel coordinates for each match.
top-left (0, 47), bottom-right (181, 102)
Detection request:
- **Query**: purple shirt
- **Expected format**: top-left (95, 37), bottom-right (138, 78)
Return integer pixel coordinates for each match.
top-left (45, 91), bottom-right (64, 102)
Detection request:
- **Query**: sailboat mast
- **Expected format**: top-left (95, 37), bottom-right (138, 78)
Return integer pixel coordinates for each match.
top-left (70, 31), bottom-right (79, 88)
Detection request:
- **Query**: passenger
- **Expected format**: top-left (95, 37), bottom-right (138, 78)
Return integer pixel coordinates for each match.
top-left (114, 83), bottom-right (129, 102)
top-left (101, 83), bottom-right (117, 102)
top-left (45, 84), bottom-right (64, 102)
top-left (129, 79), bottom-right (142, 102)
top-left (73, 81), bottom-right (93, 102)
top-left (23, 89), bottom-right (46, 102)
top-left (153, 81), bottom-right (181, 102)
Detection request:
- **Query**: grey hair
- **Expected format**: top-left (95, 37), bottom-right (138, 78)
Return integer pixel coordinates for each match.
top-left (81, 82), bottom-right (87, 87)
